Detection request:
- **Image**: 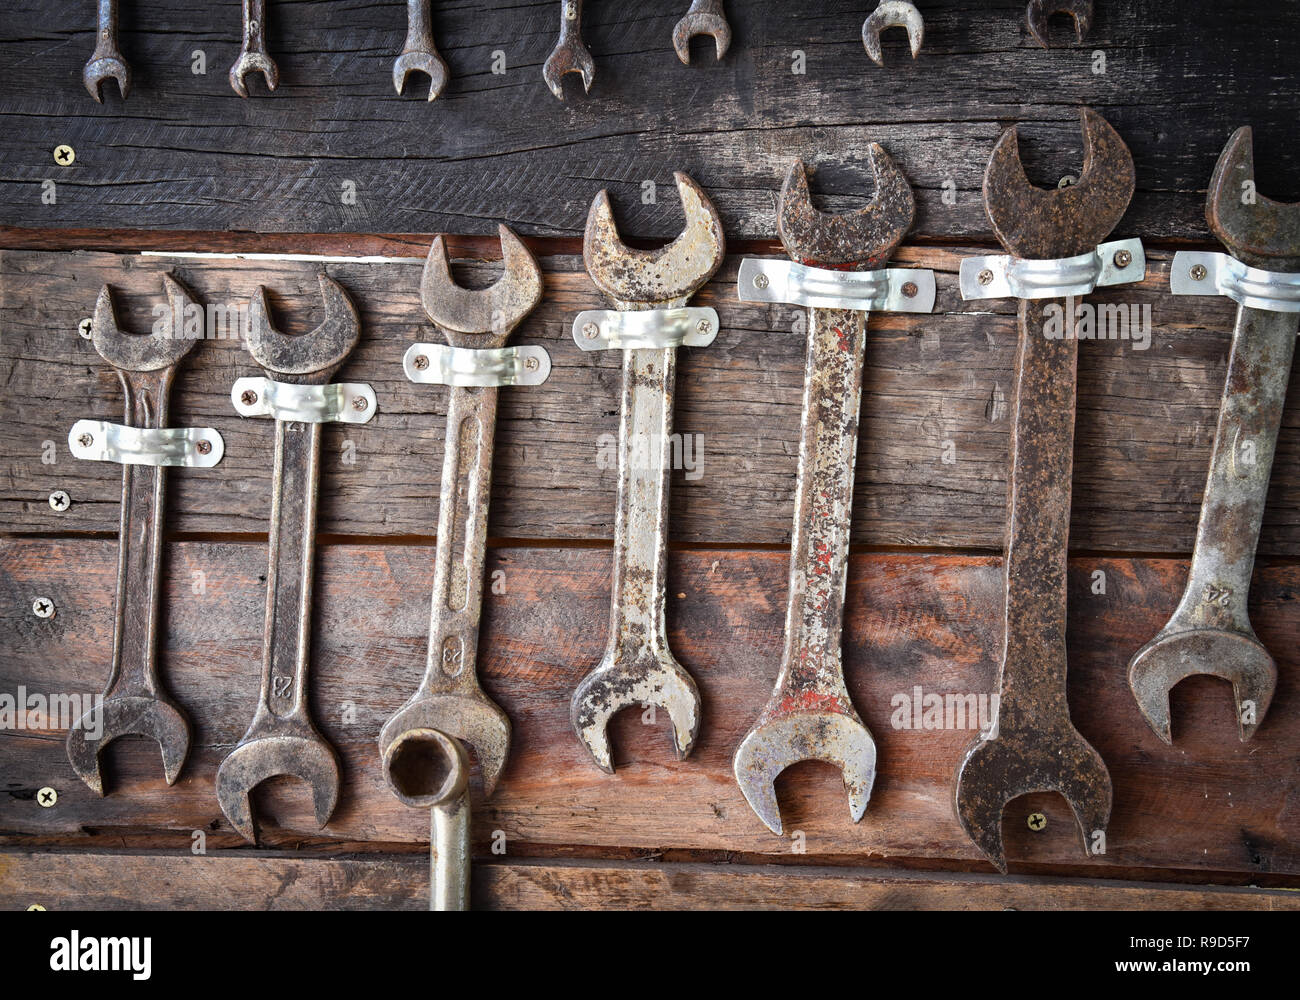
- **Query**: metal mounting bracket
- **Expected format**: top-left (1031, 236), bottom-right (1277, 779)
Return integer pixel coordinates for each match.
top-left (959, 238), bottom-right (1146, 300)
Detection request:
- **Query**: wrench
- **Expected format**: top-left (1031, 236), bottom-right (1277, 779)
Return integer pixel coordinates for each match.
top-left (84, 0), bottom-right (130, 102)
top-left (862, 1), bottom-right (923, 67)
top-left (379, 227), bottom-right (543, 797)
top-left (1128, 127), bottom-right (1300, 744)
top-left (543, 0), bottom-right (594, 100)
top-left (733, 150), bottom-right (914, 835)
top-left (1026, 0), bottom-right (1092, 47)
top-left (954, 108), bottom-right (1133, 872)
top-left (673, 0), bottom-right (731, 65)
top-left (393, 0), bottom-right (449, 100)
top-left (570, 174), bottom-right (724, 773)
top-left (215, 275), bottom-right (360, 843)
top-left (230, 0), bottom-right (279, 97)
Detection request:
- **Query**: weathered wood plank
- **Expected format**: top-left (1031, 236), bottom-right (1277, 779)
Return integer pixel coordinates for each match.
top-left (1, 1), bottom-right (1298, 239)
top-left (5, 248), bottom-right (1297, 553)
top-left (4, 852), bottom-right (1298, 910)
top-left (2, 540), bottom-right (1297, 877)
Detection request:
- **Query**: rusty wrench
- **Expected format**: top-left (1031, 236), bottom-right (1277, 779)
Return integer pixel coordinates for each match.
top-left (1026, 0), bottom-right (1092, 47)
top-left (84, 0), bottom-right (129, 102)
top-left (732, 151), bottom-right (916, 834)
top-left (216, 276), bottom-right (364, 843)
top-left (394, 0), bottom-right (449, 100)
top-left (673, 1), bottom-right (731, 65)
top-left (1129, 127), bottom-right (1300, 744)
top-left (543, 0), bottom-right (594, 100)
top-left (953, 109), bottom-right (1134, 871)
top-left (66, 277), bottom-right (214, 793)
top-left (230, 0), bottom-right (279, 97)
top-left (379, 227), bottom-right (545, 797)
top-left (569, 174), bottom-right (724, 772)
top-left (862, 1), bottom-right (923, 67)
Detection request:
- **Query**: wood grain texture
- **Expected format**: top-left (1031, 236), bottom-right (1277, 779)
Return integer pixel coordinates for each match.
top-left (2, 539), bottom-right (1298, 878)
top-left (1, 1), bottom-right (1299, 239)
top-left (4, 852), bottom-right (1298, 910)
top-left (4, 248), bottom-right (1298, 553)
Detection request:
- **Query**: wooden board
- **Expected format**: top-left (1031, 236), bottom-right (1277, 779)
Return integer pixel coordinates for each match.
top-left (2, 1), bottom-right (1300, 240)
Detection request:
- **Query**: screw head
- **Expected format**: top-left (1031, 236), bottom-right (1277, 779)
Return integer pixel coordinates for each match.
top-left (195, 440), bottom-right (212, 455)
top-left (352, 395), bottom-right (368, 411)
top-left (1190, 263), bottom-right (1208, 281)
top-left (240, 389), bottom-right (259, 406)
top-left (1113, 249), bottom-right (1132, 269)
top-left (524, 356), bottom-right (539, 372)
top-left (901, 281), bottom-right (919, 299)
top-left (27, 904), bottom-right (46, 911)
top-left (696, 318), bottom-right (712, 335)
top-left (753, 273), bottom-right (770, 290)
top-left (1057, 174), bottom-right (1077, 189)
top-left (48, 490), bottom-right (70, 511)
top-left (581, 322), bottom-right (599, 340)
top-left (1027, 812), bottom-right (1047, 832)
top-left (53, 144), bottom-right (75, 166)
top-left (77, 433), bottom-right (93, 448)
top-left (32, 597), bottom-right (54, 619)
top-left (37, 786), bottom-right (57, 807)
top-left (413, 354), bottom-right (430, 370)
top-left (78, 318), bottom-right (93, 339)
top-left (978, 268), bottom-right (994, 286)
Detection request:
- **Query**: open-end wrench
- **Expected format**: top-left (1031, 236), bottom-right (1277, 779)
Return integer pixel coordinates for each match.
top-left (379, 227), bottom-right (544, 797)
top-left (230, 0), bottom-right (279, 97)
top-left (216, 275), bottom-right (360, 843)
top-left (84, 0), bottom-right (130, 102)
top-left (393, 0), bottom-right (449, 100)
top-left (733, 151), bottom-right (914, 835)
top-left (862, 1), bottom-right (923, 67)
top-left (1026, 0), bottom-right (1092, 47)
top-left (954, 109), bottom-right (1133, 872)
top-left (673, 0), bottom-right (731, 65)
top-left (1128, 127), bottom-right (1300, 744)
top-left (66, 277), bottom-right (201, 794)
top-left (570, 174), bottom-right (724, 773)
top-left (543, 0), bottom-right (594, 100)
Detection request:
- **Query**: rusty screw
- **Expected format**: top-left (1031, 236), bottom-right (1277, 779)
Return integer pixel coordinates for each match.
top-left (32, 597), bottom-right (55, 619)
top-left (901, 281), bottom-right (919, 298)
top-left (48, 490), bottom-right (70, 511)
top-left (77, 433), bottom-right (93, 449)
top-left (753, 273), bottom-right (769, 290)
top-left (413, 354), bottom-right (430, 370)
top-left (581, 322), bottom-right (599, 340)
top-left (77, 318), bottom-right (93, 339)
top-left (978, 268), bottom-right (994, 286)
top-left (196, 440), bottom-right (212, 455)
top-left (352, 396), bottom-right (369, 412)
top-left (1113, 249), bottom-right (1132, 269)
top-left (1190, 263), bottom-right (1208, 282)
top-left (240, 389), bottom-right (259, 406)
top-left (1027, 812), bottom-right (1047, 832)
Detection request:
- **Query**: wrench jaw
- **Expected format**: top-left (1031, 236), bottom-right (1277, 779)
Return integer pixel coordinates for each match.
top-left (91, 277), bottom-right (200, 372)
top-left (246, 275), bottom-right (361, 379)
top-left (66, 695), bottom-right (191, 796)
top-left (672, 15), bottom-right (731, 66)
top-left (1025, 0), bottom-right (1093, 48)
top-left (393, 52), bottom-right (449, 102)
top-left (229, 53), bottom-right (279, 99)
top-left (379, 696), bottom-right (511, 799)
top-left (215, 731), bottom-right (341, 844)
top-left (543, 44), bottom-right (595, 102)
top-left (419, 226), bottom-right (544, 349)
top-left (83, 57), bottom-right (130, 104)
top-left (1206, 127), bottom-right (1300, 271)
top-left (862, 2), bottom-right (924, 68)
top-left (1128, 630), bottom-right (1276, 745)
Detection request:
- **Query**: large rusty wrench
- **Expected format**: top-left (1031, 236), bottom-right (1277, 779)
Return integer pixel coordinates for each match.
top-left (673, 0), bottom-right (731, 65)
top-left (66, 277), bottom-right (200, 794)
top-left (379, 227), bottom-right (544, 797)
top-left (393, 0), bottom-right (449, 100)
top-left (570, 174), bottom-right (725, 772)
top-left (230, 0), bottom-right (279, 97)
top-left (1026, 0), bottom-right (1092, 47)
top-left (1128, 127), bottom-right (1300, 743)
top-left (215, 276), bottom-right (360, 843)
top-left (84, 0), bottom-right (130, 102)
top-left (543, 0), bottom-right (594, 100)
top-left (733, 151), bottom-right (913, 835)
top-left (954, 109), bottom-right (1133, 871)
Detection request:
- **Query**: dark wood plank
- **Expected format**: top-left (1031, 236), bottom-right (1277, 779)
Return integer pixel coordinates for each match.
top-left (4, 247), bottom-right (1298, 553)
top-left (2, 539), bottom-right (1298, 877)
top-left (1, 1), bottom-right (1298, 239)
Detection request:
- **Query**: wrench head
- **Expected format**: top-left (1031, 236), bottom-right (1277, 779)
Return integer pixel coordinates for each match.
top-left (66, 694), bottom-right (191, 795)
top-left (90, 276), bottom-right (200, 372)
top-left (673, 10), bottom-right (732, 65)
top-left (1026, 0), bottom-right (1093, 48)
top-left (583, 173), bottom-right (725, 305)
top-left (379, 695), bottom-right (511, 798)
top-left (83, 54), bottom-right (130, 103)
top-left (393, 50), bottom-right (449, 101)
top-left (862, 2), bottom-right (924, 67)
top-left (1128, 628), bottom-right (1276, 744)
top-left (570, 647), bottom-right (701, 773)
top-left (229, 52), bottom-right (279, 98)
top-left (1206, 127), bottom-right (1300, 271)
top-left (733, 709), bottom-right (877, 836)
top-left (246, 274), bottom-right (361, 379)
top-left (982, 107), bottom-right (1135, 259)
top-left (543, 39), bottom-right (594, 100)
top-left (954, 720), bottom-right (1111, 873)
top-left (215, 734), bottom-right (341, 843)
top-left (419, 225), bottom-right (543, 349)
top-left (777, 147), bottom-right (914, 269)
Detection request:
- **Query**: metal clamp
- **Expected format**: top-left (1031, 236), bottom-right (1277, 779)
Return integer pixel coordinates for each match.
top-left (1170, 251), bottom-right (1300, 314)
top-left (959, 238), bottom-right (1146, 300)
top-left (403, 343), bottom-right (551, 387)
top-left (68, 419), bottom-right (225, 468)
top-left (231, 376), bottom-right (377, 424)
top-left (737, 258), bottom-right (936, 313)
top-left (570, 307), bottom-right (720, 351)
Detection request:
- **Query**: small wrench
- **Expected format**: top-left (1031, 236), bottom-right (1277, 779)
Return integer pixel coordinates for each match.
top-left (230, 0), bottom-right (279, 97)
top-left (393, 0), bottom-right (449, 100)
top-left (1026, 0), bottom-right (1092, 47)
top-left (84, 0), bottom-right (130, 102)
top-left (216, 275), bottom-right (360, 843)
top-left (570, 174), bottom-right (725, 773)
top-left (379, 226), bottom-right (544, 797)
top-left (543, 0), bottom-right (594, 100)
top-left (673, 0), bottom-right (731, 65)
top-left (954, 109), bottom-right (1133, 871)
top-left (66, 277), bottom-right (201, 793)
top-left (1128, 127), bottom-right (1300, 744)
top-left (733, 150), bottom-right (914, 835)
top-left (862, 1), bottom-right (924, 67)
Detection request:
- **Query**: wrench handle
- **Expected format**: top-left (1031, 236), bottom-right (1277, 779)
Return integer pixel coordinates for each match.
top-left (773, 306), bottom-right (866, 708)
top-left (1170, 305), bottom-right (1298, 632)
top-left (242, 0), bottom-right (268, 48)
top-left (93, 0), bottom-right (119, 56)
top-left (420, 385), bottom-right (499, 699)
top-left (558, 0), bottom-right (584, 41)
top-left (430, 791), bottom-right (471, 911)
top-left (403, 0), bottom-right (433, 50)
